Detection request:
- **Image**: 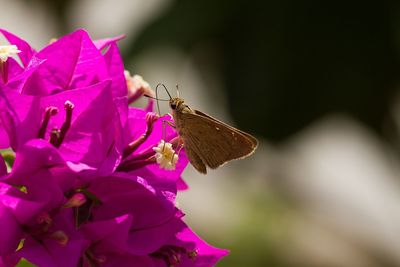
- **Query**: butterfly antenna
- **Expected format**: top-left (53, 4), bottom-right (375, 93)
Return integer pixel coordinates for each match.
top-left (156, 83), bottom-right (173, 99)
top-left (155, 83), bottom-right (173, 115)
top-left (176, 84), bottom-right (180, 98)
top-left (155, 84), bottom-right (161, 115)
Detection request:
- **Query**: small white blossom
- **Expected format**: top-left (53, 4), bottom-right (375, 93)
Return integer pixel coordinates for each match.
top-left (0, 45), bottom-right (21, 62)
top-left (124, 70), bottom-right (155, 97)
top-left (153, 140), bottom-right (179, 170)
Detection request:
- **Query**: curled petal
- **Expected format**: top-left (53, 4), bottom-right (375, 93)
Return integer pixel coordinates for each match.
top-left (0, 205), bottom-right (22, 254)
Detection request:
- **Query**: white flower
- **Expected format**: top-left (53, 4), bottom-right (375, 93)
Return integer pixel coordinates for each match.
top-left (153, 140), bottom-right (179, 170)
top-left (0, 45), bottom-right (21, 62)
top-left (124, 70), bottom-right (155, 97)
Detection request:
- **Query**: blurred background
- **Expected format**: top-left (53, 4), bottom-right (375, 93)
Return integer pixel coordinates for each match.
top-left (2, 0), bottom-right (400, 266)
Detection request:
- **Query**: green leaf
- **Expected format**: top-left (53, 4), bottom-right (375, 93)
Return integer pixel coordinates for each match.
top-left (16, 258), bottom-right (36, 267)
top-left (1, 149), bottom-right (15, 171)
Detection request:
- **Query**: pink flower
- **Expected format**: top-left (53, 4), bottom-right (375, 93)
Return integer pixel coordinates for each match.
top-left (0, 29), bottom-right (227, 267)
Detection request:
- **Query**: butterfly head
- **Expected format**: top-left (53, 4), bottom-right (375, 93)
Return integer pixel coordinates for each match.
top-left (169, 97), bottom-right (185, 111)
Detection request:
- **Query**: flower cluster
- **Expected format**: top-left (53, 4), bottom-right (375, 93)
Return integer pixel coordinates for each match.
top-left (0, 29), bottom-right (227, 267)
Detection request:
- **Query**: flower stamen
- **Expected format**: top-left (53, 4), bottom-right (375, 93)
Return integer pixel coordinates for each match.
top-left (48, 101), bottom-right (74, 147)
top-left (122, 112), bottom-right (159, 159)
top-left (38, 106), bottom-right (59, 139)
top-left (56, 100), bottom-right (74, 147)
top-left (0, 45), bottom-right (21, 83)
top-left (49, 128), bottom-right (61, 146)
top-left (84, 250), bottom-right (107, 265)
top-left (34, 212), bottom-right (53, 233)
top-left (153, 140), bottom-right (179, 170)
top-left (50, 230), bottom-right (69, 246)
top-left (63, 193), bottom-right (86, 209)
top-left (0, 45), bottom-right (21, 63)
top-left (150, 245), bottom-right (196, 266)
top-left (36, 212), bottom-right (52, 225)
top-left (125, 71), bottom-right (155, 104)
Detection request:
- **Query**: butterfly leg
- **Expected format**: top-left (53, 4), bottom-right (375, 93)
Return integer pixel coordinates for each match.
top-left (161, 120), bottom-right (176, 139)
top-left (176, 143), bottom-right (184, 155)
top-left (170, 143), bottom-right (184, 163)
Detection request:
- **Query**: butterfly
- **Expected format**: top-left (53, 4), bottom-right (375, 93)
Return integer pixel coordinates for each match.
top-left (149, 84), bottom-right (258, 174)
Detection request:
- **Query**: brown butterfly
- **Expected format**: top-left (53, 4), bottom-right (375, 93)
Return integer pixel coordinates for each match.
top-left (149, 84), bottom-right (258, 174)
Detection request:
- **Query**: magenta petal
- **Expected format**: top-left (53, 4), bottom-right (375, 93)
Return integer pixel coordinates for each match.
top-left (19, 236), bottom-right (86, 267)
top-left (42, 80), bottom-right (112, 139)
top-left (100, 254), bottom-right (154, 267)
top-left (0, 29), bottom-right (36, 67)
top-left (11, 197), bottom-right (46, 225)
top-left (0, 125), bottom-right (10, 149)
top-left (101, 42), bottom-right (129, 154)
top-left (0, 90), bottom-right (40, 150)
top-left (11, 139), bottom-right (64, 175)
top-left (88, 175), bottom-right (175, 230)
top-left (0, 254), bottom-right (20, 267)
top-left (0, 56), bottom-right (44, 92)
top-left (23, 29), bottom-right (108, 95)
top-left (7, 140), bottom-right (73, 208)
top-left (0, 205), bottom-right (22, 254)
top-left (17, 237), bottom-right (58, 267)
top-left (80, 214), bottom-right (132, 254)
top-left (8, 170), bottom-right (66, 212)
top-left (17, 210), bottom-right (84, 266)
top-left (1, 193), bottom-right (46, 225)
top-left (9, 56), bottom-right (45, 91)
top-left (59, 82), bottom-right (122, 170)
top-left (65, 31), bottom-right (109, 89)
top-left (94, 34), bottom-right (125, 51)
top-left (0, 80), bottom-right (115, 152)
top-left (177, 177), bottom-right (189, 191)
top-left (169, 224), bottom-right (229, 267)
top-left (0, 89), bottom-right (11, 147)
top-left (0, 156), bottom-right (6, 177)
top-left (127, 210), bottom-right (184, 255)
top-left (5, 58), bottom-right (23, 80)
top-left (103, 42), bottom-right (127, 98)
top-left (113, 96), bottom-right (128, 139)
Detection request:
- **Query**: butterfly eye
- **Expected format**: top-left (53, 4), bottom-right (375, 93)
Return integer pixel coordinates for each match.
top-left (170, 103), bottom-right (177, 110)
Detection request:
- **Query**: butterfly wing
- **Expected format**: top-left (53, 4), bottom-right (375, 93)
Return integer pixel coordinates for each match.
top-left (177, 110), bottom-right (258, 171)
top-left (193, 110), bottom-right (259, 146)
top-left (184, 140), bottom-right (207, 174)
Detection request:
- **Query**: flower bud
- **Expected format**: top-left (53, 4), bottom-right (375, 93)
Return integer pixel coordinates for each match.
top-left (63, 193), bottom-right (86, 208)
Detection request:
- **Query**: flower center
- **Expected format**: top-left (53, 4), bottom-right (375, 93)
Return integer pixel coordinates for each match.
top-left (153, 140), bottom-right (179, 170)
top-left (117, 136), bottom-right (181, 172)
top-left (26, 213), bottom-right (69, 247)
top-left (0, 45), bottom-right (21, 63)
top-left (38, 106), bottom-right (59, 139)
top-left (0, 45), bottom-right (21, 84)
